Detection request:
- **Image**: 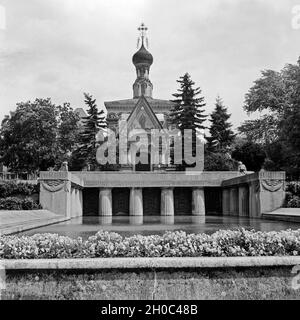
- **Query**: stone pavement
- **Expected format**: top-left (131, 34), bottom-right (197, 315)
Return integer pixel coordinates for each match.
top-left (0, 210), bottom-right (69, 236)
top-left (262, 208), bottom-right (300, 222)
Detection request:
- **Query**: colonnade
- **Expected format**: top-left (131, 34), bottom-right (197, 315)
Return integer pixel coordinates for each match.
top-left (98, 187), bottom-right (205, 216)
top-left (222, 185), bottom-right (250, 217)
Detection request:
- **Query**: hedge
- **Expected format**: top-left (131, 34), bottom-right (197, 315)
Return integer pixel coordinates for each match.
top-left (285, 181), bottom-right (300, 208)
top-left (1, 228), bottom-right (300, 259)
top-left (0, 197), bottom-right (42, 210)
top-left (0, 181), bottom-right (39, 198)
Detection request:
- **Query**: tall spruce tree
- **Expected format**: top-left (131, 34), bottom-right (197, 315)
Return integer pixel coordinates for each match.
top-left (72, 93), bottom-right (106, 170)
top-left (171, 73), bottom-right (207, 131)
top-left (170, 73), bottom-right (207, 168)
top-left (207, 96), bottom-right (235, 152)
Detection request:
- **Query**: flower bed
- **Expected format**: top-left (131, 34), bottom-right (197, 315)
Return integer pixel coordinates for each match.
top-left (1, 228), bottom-right (300, 259)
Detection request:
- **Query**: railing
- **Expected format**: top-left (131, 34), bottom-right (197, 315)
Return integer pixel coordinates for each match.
top-left (0, 172), bottom-right (38, 181)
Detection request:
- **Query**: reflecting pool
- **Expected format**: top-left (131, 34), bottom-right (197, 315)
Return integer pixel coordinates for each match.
top-left (16, 215), bottom-right (300, 239)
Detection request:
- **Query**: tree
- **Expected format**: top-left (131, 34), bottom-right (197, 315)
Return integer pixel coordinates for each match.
top-left (232, 141), bottom-right (266, 172)
top-left (239, 56), bottom-right (300, 177)
top-left (0, 99), bottom-right (81, 173)
top-left (0, 99), bottom-right (58, 173)
top-left (57, 103), bottom-right (81, 164)
top-left (206, 96), bottom-right (235, 152)
top-left (204, 151), bottom-right (237, 171)
top-left (72, 93), bottom-right (106, 170)
top-left (169, 73), bottom-right (207, 169)
top-left (279, 57), bottom-right (300, 177)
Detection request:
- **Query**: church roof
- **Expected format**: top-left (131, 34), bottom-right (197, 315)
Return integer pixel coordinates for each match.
top-left (126, 96), bottom-right (163, 131)
top-left (105, 97), bottom-right (175, 113)
top-left (74, 108), bottom-right (87, 118)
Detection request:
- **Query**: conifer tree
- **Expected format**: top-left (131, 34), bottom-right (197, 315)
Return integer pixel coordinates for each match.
top-left (170, 73), bottom-right (207, 132)
top-left (169, 73), bottom-right (207, 168)
top-left (72, 93), bottom-right (106, 170)
top-left (207, 96), bottom-right (235, 153)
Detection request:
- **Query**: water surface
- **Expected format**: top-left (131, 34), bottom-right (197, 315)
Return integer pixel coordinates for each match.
top-left (17, 215), bottom-right (300, 239)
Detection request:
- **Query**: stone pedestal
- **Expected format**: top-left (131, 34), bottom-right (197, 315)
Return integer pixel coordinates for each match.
top-left (161, 188), bottom-right (174, 216)
top-left (229, 187), bottom-right (239, 216)
top-left (222, 189), bottom-right (230, 216)
top-left (130, 188), bottom-right (143, 216)
top-left (192, 188), bottom-right (205, 216)
top-left (99, 188), bottom-right (112, 216)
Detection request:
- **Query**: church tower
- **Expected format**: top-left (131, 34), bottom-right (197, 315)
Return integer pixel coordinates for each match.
top-left (132, 23), bottom-right (153, 98)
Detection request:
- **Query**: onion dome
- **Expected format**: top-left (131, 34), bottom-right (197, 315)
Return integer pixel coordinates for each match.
top-left (132, 42), bottom-right (153, 67)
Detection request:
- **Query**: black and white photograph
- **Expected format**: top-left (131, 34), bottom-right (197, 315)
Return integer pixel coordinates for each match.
top-left (0, 0), bottom-right (300, 311)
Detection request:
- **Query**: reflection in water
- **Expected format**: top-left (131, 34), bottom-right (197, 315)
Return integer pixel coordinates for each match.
top-left (129, 216), bottom-right (143, 225)
top-left (191, 216), bottom-right (206, 224)
top-left (17, 215), bottom-right (300, 239)
top-left (99, 216), bottom-right (113, 225)
top-left (160, 215), bottom-right (175, 225)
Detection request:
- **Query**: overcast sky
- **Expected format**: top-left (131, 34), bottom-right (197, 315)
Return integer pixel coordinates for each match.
top-left (0, 0), bottom-right (300, 129)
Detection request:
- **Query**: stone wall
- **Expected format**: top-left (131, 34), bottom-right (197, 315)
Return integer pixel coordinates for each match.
top-left (38, 170), bottom-right (286, 217)
top-left (2, 257), bottom-right (300, 300)
top-left (222, 171), bottom-right (286, 217)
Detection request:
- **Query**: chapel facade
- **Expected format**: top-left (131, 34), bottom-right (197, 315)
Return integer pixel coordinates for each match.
top-left (104, 23), bottom-right (175, 172)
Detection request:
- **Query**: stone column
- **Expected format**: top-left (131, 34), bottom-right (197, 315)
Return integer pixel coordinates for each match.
top-left (222, 189), bottom-right (230, 216)
top-left (229, 187), bottom-right (239, 216)
top-left (161, 188), bottom-right (174, 216)
top-left (249, 181), bottom-right (260, 218)
top-left (192, 188), bottom-right (205, 216)
top-left (130, 188), bottom-right (143, 216)
top-left (238, 185), bottom-right (249, 217)
top-left (99, 188), bottom-right (112, 216)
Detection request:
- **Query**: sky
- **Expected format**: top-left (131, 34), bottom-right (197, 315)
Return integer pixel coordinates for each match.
top-left (0, 0), bottom-right (300, 129)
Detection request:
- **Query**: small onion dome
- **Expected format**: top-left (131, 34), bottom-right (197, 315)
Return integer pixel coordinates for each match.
top-left (132, 43), bottom-right (153, 66)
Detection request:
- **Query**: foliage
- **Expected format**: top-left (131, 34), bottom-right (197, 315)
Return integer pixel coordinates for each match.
top-left (238, 57), bottom-right (300, 178)
top-left (70, 93), bottom-right (106, 170)
top-left (0, 99), bottom-right (58, 172)
top-left (1, 228), bottom-right (300, 259)
top-left (286, 196), bottom-right (300, 208)
top-left (285, 181), bottom-right (300, 208)
top-left (0, 182), bottom-right (39, 198)
top-left (238, 115), bottom-right (279, 145)
top-left (0, 98), bottom-right (80, 173)
top-left (0, 197), bottom-right (41, 210)
top-left (169, 73), bottom-right (207, 169)
top-left (170, 73), bottom-right (207, 131)
top-left (204, 152), bottom-right (238, 171)
top-left (232, 141), bottom-right (266, 172)
top-left (286, 181), bottom-right (300, 197)
top-left (206, 96), bottom-right (235, 152)
top-left (56, 103), bottom-right (81, 163)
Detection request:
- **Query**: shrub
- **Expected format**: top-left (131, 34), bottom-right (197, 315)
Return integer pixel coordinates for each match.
top-left (286, 181), bottom-right (300, 197)
top-left (285, 181), bottom-right (300, 208)
top-left (287, 196), bottom-right (300, 208)
top-left (0, 181), bottom-right (39, 198)
top-left (0, 228), bottom-right (300, 259)
top-left (0, 197), bottom-right (41, 210)
top-left (0, 197), bottom-right (23, 210)
top-left (21, 197), bottom-right (42, 210)
top-left (204, 152), bottom-right (238, 171)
